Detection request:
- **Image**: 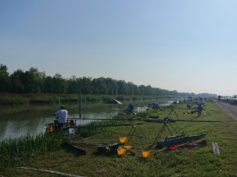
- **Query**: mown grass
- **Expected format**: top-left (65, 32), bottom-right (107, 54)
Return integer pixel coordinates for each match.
top-left (1, 101), bottom-right (237, 177)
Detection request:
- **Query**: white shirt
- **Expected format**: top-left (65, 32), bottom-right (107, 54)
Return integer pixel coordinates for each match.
top-left (55, 109), bottom-right (68, 124)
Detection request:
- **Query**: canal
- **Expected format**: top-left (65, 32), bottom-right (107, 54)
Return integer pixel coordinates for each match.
top-left (0, 99), bottom-right (174, 142)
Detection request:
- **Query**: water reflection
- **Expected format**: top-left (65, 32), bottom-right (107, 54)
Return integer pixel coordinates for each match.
top-left (0, 103), bottom-right (124, 142)
top-left (0, 117), bottom-right (53, 141)
top-left (0, 99), bottom-right (174, 142)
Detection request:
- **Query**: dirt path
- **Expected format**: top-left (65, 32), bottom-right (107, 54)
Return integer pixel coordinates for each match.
top-left (216, 101), bottom-right (237, 120)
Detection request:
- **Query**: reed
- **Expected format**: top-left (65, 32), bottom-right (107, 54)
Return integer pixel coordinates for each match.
top-left (0, 132), bottom-right (69, 168)
top-left (0, 93), bottom-right (169, 106)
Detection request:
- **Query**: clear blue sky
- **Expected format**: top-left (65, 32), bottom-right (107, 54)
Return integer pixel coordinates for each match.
top-left (0, 0), bottom-right (237, 96)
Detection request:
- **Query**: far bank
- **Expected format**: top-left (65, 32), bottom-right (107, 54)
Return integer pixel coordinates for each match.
top-left (0, 93), bottom-right (182, 106)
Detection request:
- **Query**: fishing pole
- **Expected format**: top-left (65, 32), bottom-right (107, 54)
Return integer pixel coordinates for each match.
top-left (68, 117), bottom-right (221, 123)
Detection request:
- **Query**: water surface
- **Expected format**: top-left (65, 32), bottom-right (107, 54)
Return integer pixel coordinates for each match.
top-left (0, 99), bottom-right (174, 142)
top-left (0, 103), bottom-right (124, 142)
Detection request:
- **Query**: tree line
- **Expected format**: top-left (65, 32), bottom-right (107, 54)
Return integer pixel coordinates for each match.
top-left (0, 63), bottom-right (185, 96)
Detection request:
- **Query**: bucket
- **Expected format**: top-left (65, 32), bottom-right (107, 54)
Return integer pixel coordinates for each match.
top-left (117, 148), bottom-right (127, 156)
top-left (124, 145), bottom-right (132, 152)
top-left (167, 145), bottom-right (177, 150)
top-left (66, 120), bottom-right (75, 126)
top-left (68, 128), bottom-right (75, 135)
top-left (119, 137), bottom-right (128, 145)
top-left (142, 150), bottom-right (151, 158)
top-left (46, 123), bottom-right (55, 133)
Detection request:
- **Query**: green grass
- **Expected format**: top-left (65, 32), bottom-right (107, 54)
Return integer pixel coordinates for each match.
top-left (0, 132), bottom-right (69, 168)
top-left (1, 101), bottom-right (237, 177)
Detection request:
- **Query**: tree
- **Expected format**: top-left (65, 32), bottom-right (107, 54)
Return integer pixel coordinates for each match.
top-left (105, 78), bottom-right (118, 95)
top-left (67, 76), bottom-right (80, 94)
top-left (42, 76), bottom-right (54, 93)
top-left (23, 67), bottom-right (45, 93)
top-left (0, 64), bottom-right (191, 97)
top-left (117, 80), bottom-right (128, 95)
top-left (92, 78), bottom-right (109, 94)
top-left (79, 77), bottom-right (93, 94)
top-left (10, 69), bottom-right (25, 93)
top-left (0, 64), bottom-right (10, 92)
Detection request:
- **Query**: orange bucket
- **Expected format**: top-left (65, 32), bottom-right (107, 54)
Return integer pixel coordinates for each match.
top-left (142, 150), bottom-right (151, 158)
top-left (46, 123), bottom-right (55, 133)
top-left (124, 145), bottom-right (132, 152)
top-left (119, 137), bottom-right (128, 145)
top-left (117, 148), bottom-right (127, 156)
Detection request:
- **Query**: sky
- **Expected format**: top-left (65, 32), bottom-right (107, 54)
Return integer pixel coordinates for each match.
top-left (0, 0), bottom-right (237, 96)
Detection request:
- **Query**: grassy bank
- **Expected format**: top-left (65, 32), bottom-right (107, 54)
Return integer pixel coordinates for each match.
top-left (0, 133), bottom-right (69, 168)
top-left (1, 101), bottom-right (237, 177)
top-left (0, 93), bottom-right (176, 106)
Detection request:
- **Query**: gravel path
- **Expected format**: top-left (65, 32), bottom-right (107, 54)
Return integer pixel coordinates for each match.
top-left (216, 101), bottom-right (237, 120)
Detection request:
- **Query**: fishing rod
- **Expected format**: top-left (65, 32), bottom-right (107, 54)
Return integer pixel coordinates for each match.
top-left (68, 117), bottom-right (145, 121)
top-left (74, 122), bottom-right (143, 128)
top-left (68, 117), bottom-right (221, 123)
